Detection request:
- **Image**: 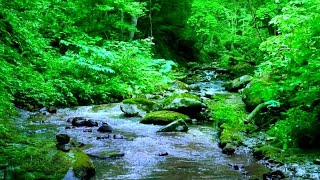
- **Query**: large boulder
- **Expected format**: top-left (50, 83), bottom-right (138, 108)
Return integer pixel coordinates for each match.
top-left (229, 62), bottom-right (254, 77)
top-left (163, 93), bottom-right (203, 118)
top-left (56, 134), bottom-right (70, 144)
top-left (72, 150), bottom-right (96, 179)
top-left (120, 104), bottom-right (140, 117)
top-left (140, 111), bottom-right (191, 125)
top-left (225, 75), bottom-right (253, 92)
top-left (157, 120), bottom-right (189, 132)
top-left (97, 123), bottom-right (113, 133)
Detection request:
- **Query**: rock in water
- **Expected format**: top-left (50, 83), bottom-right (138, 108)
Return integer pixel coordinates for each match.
top-left (86, 119), bottom-right (98, 127)
top-left (140, 111), bottom-right (191, 125)
top-left (56, 134), bottom-right (71, 144)
top-left (47, 106), bottom-right (57, 113)
top-left (313, 159), bottom-right (320, 165)
top-left (225, 75), bottom-right (253, 92)
top-left (263, 170), bottom-right (285, 180)
top-left (120, 104), bottom-right (140, 117)
top-left (97, 123), bottom-right (113, 133)
top-left (163, 93), bottom-right (202, 118)
top-left (158, 152), bottom-right (169, 156)
top-left (70, 117), bottom-right (98, 127)
top-left (222, 143), bottom-right (236, 155)
top-left (157, 120), bottom-right (189, 132)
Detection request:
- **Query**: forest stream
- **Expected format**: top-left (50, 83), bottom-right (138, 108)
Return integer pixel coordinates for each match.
top-left (14, 68), bottom-right (275, 180)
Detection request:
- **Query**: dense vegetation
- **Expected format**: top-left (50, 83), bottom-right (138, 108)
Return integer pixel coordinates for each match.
top-left (0, 0), bottom-right (319, 178)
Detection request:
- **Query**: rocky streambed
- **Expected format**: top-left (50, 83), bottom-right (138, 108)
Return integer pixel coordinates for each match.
top-left (12, 64), bottom-right (320, 179)
top-left (21, 103), bottom-right (270, 180)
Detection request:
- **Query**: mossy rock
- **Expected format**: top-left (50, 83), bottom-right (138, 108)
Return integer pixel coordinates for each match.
top-left (122, 98), bottom-right (159, 112)
top-left (207, 93), bottom-right (248, 125)
top-left (229, 62), bottom-right (254, 77)
top-left (170, 80), bottom-right (191, 90)
top-left (225, 75), bottom-right (253, 92)
top-left (219, 124), bottom-right (245, 148)
top-left (140, 111), bottom-right (191, 125)
top-left (163, 93), bottom-right (202, 118)
top-left (72, 149), bottom-right (95, 179)
top-left (5, 145), bottom-right (72, 180)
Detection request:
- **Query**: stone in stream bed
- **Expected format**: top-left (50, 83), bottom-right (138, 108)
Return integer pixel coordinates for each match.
top-left (113, 134), bottom-right (124, 139)
top-left (120, 103), bottom-right (140, 117)
top-left (225, 75), bottom-right (253, 92)
top-left (69, 117), bottom-right (98, 127)
top-left (162, 93), bottom-right (203, 118)
top-left (97, 123), bottom-right (113, 133)
top-left (87, 150), bottom-right (125, 159)
top-left (158, 152), bottom-right (169, 156)
top-left (56, 134), bottom-right (71, 144)
top-left (39, 106), bottom-right (57, 114)
top-left (157, 120), bottom-right (188, 132)
top-left (140, 111), bottom-right (191, 125)
top-left (313, 159), bottom-right (320, 165)
top-left (262, 170), bottom-right (285, 180)
top-left (222, 143), bottom-right (236, 155)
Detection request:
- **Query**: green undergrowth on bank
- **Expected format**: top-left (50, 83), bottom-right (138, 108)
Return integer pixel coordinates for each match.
top-left (206, 93), bottom-right (248, 146)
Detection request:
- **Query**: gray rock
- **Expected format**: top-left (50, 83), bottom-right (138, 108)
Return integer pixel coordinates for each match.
top-left (313, 159), bottom-right (320, 165)
top-left (70, 117), bottom-right (98, 127)
top-left (120, 104), bottom-right (140, 117)
top-left (163, 93), bottom-right (202, 118)
top-left (56, 134), bottom-right (70, 144)
top-left (263, 170), bottom-right (285, 180)
top-left (157, 120), bottom-right (188, 132)
top-left (97, 123), bottom-right (113, 133)
top-left (222, 143), bottom-right (236, 155)
top-left (56, 144), bottom-right (71, 152)
top-left (225, 75), bottom-right (253, 92)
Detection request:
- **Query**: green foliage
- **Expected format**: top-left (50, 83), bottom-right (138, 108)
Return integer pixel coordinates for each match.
top-left (0, 0), bottom-right (176, 176)
top-left (185, 0), bottom-right (270, 65)
top-left (268, 108), bottom-right (317, 149)
top-left (256, 0), bottom-right (320, 148)
top-left (208, 94), bottom-right (247, 126)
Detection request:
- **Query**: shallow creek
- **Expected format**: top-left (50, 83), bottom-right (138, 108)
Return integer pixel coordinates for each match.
top-left (19, 69), bottom-right (274, 179)
top-left (22, 104), bottom-right (269, 180)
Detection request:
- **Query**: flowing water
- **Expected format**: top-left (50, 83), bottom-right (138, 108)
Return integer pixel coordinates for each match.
top-left (20, 69), bottom-right (272, 179)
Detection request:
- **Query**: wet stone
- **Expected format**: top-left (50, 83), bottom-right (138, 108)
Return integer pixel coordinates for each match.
top-left (158, 152), bottom-right (169, 156)
top-left (70, 117), bottom-right (98, 127)
top-left (113, 134), bottom-right (124, 139)
top-left (263, 170), bottom-right (285, 180)
top-left (97, 123), bottom-right (113, 133)
top-left (222, 143), bottom-right (236, 155)
top-left (313, 159), bottom-right (320, 165)
top-left (56, 144), bottom-right (71, 152)
top-left (96, 135), bottom-right (110, 140)
top-left (83, 129), bottom-right (93, 132)
top-left (56, 134), bottom-right (70, 144)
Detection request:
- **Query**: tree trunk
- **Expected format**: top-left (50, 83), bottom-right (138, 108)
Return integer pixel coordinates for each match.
top-left (129, 16), bottom-right (138, 41)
